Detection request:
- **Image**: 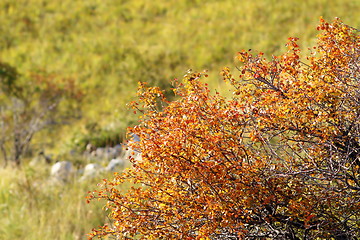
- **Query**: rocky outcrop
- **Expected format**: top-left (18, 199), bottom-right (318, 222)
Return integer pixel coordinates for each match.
top-left (48, 145), bottom-right (141, 184)
top-left (85, 144), bottom-right (123, 161)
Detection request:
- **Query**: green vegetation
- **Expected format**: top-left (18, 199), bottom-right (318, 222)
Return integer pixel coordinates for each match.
top-left (0, 166), bottom-right (106, 240)
top-left (0, 0), bottom-right (359, 239)
top-left (1, 0), bottom-right (360, 152)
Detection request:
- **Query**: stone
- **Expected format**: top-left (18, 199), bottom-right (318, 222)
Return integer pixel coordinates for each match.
top-left (50, 161), bottom-right (73, 183)
top-left (83, 163), bottom-right (102, 176)
top-left (106, 158), bottom-right (125, 172)
top-left (95, 147), bottom-right (105, 158)
top-left (79, 163), bottom-right (103, 181)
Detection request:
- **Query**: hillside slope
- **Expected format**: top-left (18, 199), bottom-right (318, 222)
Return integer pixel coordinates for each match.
top-left (0, 0), bottom-right (359, 153)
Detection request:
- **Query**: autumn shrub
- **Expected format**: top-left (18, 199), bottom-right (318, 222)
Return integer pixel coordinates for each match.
top-left (88, 18), bottom-right (360, 240)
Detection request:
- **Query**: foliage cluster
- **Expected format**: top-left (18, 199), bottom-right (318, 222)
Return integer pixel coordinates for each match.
top-left (89, 18), bottom-right (360, 239)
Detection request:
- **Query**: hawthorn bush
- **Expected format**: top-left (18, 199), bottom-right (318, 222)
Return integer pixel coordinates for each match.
top-left (88, 18), bottom-right (360, 239)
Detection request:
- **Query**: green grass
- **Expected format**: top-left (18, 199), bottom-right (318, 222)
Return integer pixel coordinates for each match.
top-left (1, 0), bottom-right (360, 151)
top-left (0, 0), bottom-right (360, 239)
top-left (0, 165), bottom-right (115, 240)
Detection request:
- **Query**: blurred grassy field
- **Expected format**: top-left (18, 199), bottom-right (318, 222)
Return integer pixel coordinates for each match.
top-left (0, 0), bottom-right (359, 239)
top-left (0, 166), bottom-right (107, 240)
top-left (1, 0), bottom-right (360, 151)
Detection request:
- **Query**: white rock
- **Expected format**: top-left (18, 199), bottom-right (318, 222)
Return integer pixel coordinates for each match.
top-left (95, 147), bottom-right (105, 157)
top-left (50, 161), bottom-right (73, 183)
top-left (83, 163), bottom-right (102, 176)
top-left (79, 163), bottom-right (103, 181)
top-left (106, 158), bottom-right (125, 172)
